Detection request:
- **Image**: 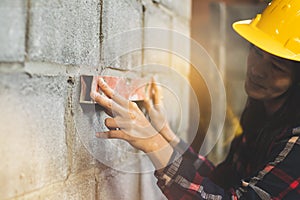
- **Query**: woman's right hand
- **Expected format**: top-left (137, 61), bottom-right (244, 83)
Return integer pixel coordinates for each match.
top-left (90, 77), bottom-right (174, 169)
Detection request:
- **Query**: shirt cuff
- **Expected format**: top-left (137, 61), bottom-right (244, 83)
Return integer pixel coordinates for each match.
top-left (154, 150), bottom-right (183, 188)
top-left (174, 138), bottom-right (189, 154)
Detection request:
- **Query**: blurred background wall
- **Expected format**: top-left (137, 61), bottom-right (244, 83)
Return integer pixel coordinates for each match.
top-left (190, 0), bottom-right (267, 163)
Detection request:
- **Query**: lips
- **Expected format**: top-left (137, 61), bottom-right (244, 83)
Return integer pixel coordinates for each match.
top-left (247, 76), bottom-right (266, 89)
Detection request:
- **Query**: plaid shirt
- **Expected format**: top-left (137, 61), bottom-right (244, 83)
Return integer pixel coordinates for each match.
top-left (155, 126), bottom-right (300, 199)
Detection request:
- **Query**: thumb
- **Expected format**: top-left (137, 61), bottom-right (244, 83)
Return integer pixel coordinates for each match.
top-left (143, 96), bottom-right (153, 112)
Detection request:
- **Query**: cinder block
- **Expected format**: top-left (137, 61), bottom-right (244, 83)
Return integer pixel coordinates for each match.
top-left (171, 17), bottom-right (191, 77)
top-left (67, 76), bottom-right (99, 174)
top-left (140, 173), bottom-right (167, 200)
top-left (0, 72), bottom-right (68, 199)
top-left (68, 131), bottom-right (96, 174)
top-left (143, 4), bottom-right (192, 142)
top-left (96, 168), bottom-right (141, 200)
top-left (0, 0), bottom-right (27, 62)
top-left (28, 0), bottom-right (101, 67)
top-left (101, 0), bottom-right (143, 69)
top-left (139, 160), bottom-right (167, 200)
top-left (143, 4), bottom-right (172, 66)
top-left (210, 2), bottom-right (266, 77)
top-left (159, 71), bottom-right (193, 142)
top-left (13, 169), bottom-right (96, 200)
top-left (160, 0), bottom-right (191, 19)
top-left (144, 2), bottom-right (172, 29)
top-left (170, 18), bottom-right (191, 142)
top-left (66, 79), bottom-right (96, 174)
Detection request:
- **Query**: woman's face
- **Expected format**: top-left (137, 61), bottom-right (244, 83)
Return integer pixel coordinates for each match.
top-left (245, 45), bottom-right (295, 101)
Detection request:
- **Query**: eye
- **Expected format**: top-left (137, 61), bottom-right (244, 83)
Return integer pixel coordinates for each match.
top-left (252, 46), bottom-right (263, 57)
top-left (271, 63), bottom-right (285, 72)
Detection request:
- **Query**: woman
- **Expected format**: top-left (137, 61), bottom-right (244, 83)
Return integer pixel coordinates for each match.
top-left (91, 0), bottom-right (300, 199)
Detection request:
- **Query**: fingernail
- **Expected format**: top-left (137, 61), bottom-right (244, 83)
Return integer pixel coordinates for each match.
top-left (96, 132), bottom-right (102, 137)
top-left (99, 77), bottom-right (105, 85)
top-left (90, 91), bottom-right (99, 99)
top-left (96, 132), bottom-right (107, 138)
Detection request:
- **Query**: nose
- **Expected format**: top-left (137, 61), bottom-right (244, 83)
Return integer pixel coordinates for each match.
top-left (248, 46), bottom-right (272, 79)
top-left (249, 59), bottom-right (268, 79)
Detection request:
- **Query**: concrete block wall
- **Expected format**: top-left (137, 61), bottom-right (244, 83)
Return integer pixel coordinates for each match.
top-left (0, 0), bottom-right (191, 199)
top-left (0, 0), bottom-right (26, 62)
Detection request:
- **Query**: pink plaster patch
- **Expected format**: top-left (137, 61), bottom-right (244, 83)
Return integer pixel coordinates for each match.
top-left (80, 75), bottom-right (147, 104)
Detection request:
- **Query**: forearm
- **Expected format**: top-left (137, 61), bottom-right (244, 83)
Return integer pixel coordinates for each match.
top-left (155, 152), bottom-right (230, 200)
top-left (143, 134), bottom-right (175, 169)
top-left (155, 134), bottom-right (300, 200)
top-left (160, 124), bottom-right (180, 147)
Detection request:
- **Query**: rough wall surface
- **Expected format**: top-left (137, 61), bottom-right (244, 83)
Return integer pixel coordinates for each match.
top-left (0, 0), bottom-right (191, 199)
top-left (0, 0), bottom-right (27, 62)
top-left (28, 0), bottom-right (102, 67)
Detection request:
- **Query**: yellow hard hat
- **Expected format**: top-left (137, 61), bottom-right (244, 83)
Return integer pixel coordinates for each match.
top-left (233, 0), bottom-right (300, 62)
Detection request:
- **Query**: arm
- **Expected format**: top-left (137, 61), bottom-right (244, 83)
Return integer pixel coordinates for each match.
top-left (155, 134), bottom-right (300, 200)
top-left (143, 79), bottom-right (181, 147)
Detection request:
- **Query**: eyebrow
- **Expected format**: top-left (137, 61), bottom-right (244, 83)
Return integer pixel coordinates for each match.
top-left (272, 56), bottom-right (285, 63)
top-left (272, 55), bottom-right (293, 65)
top-left (271, 56), bottom-right (295, 71)
top-left (252, 45), bottom-right (294, 69)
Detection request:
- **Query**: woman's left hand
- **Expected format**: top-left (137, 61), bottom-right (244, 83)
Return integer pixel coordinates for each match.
top-left (144, 79), bottom-right (180, 146)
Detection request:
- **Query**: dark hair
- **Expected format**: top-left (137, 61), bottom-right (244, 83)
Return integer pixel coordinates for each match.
top-left (294, 61), bottom-right (300, 83)
top-left (240, 63), bottom-right (300, 170)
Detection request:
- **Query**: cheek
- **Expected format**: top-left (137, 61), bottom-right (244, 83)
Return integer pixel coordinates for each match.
top-left (247, 49), bottom-right (261, 66)
top-left (269, 78), bottom-right (293, 94)
top-left (247, 54), bottom-right (257, 69)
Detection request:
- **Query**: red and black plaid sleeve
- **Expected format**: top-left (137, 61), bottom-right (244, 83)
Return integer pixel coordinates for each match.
top-left (155, 129), bottom-right (300, 199)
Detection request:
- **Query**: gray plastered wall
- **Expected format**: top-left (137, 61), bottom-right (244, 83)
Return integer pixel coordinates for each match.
top-left (0, 0), bottom-right (191, 199)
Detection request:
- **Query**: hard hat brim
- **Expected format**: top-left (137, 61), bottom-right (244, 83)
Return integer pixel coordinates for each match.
top-left (233, 20), bottom-right (300, 62)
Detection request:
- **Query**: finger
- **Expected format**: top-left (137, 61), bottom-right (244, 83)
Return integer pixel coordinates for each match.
top-left (143, 97), bottom-right (153, 112)
top-left (105, 118), bottom-right (117, 129)
top-left (91, 91), bottom-right (125, 116)
top-left (91, 76), bottom-right (100, 95)
top-left (105, 117), bottom-right (128, 129)
top-left (151, 78), bottom-right (162, 105)
top-left (146, 81), bottom-right (153, 101)
top-left (91, 91), bottom-right (112, 110)
top-left (98, 77), bottom-right (128, 107)
top-left (96, 130), bottom-right (128, 140)
top-left (104, 110), bottom-right (113, 117)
